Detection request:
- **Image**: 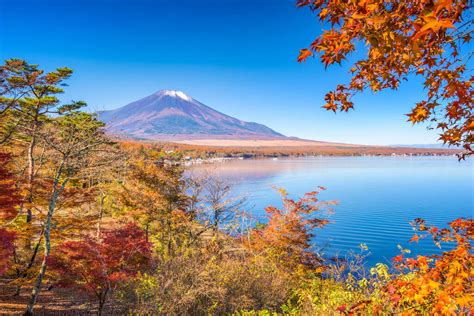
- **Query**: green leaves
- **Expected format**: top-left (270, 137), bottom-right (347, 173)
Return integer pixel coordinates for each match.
top-left (57, 100), bottom-right (87, 114)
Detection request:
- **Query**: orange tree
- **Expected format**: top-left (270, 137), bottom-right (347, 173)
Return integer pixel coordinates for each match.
top-left (335, 218), bottom-right (473, 315)
top-left (386, 218), bottom-right (473, 314)
top-left (297, 0), bottom-right (473, 157)
top-left (0, 229), bottom-right (16, 275)
top-left (244, 189), bottom-right (335, 273)
top-left (116, 147), bottom-right (190, 257)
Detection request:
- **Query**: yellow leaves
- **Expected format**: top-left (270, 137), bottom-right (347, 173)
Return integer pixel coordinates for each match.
top-left (319, 8), bottom-right (329, 19)
top-left (413, 12), bottom-right (456, 39)
top-left (437, 291), bottom-right (451, 304)
top-left (420, 18), bottom-right (454, 33)
top-left (381, 31), bottom-right (396, 42)
top-left (297, 49), bottom-right (313, 63)
top-left (435, 0), bottom-right (454, 15)
top-left (427, 279), bottom-right (440, 290)
top-left (467, 120), bottom-right (474, 131)
top-left (369, 79), bottom-right (382, 92)
top-left (370, 48), bottom-right (382, 59)
top-left (449, 260), bottom-right (462, 273)
top-left (314, 266), bottom-right (325, 274)
top-left (407, 106), bottom-right (429, 124)
top-left (351, 13), bottom-right (366, 20)
top-left (367, 3), bottom-right (379, 12)
top-left (456, 294), bottom-right (473, 308)
top-left (366, 17), bottom-right (384, 27)
top-left (275, 187), bottom-right (288, 197)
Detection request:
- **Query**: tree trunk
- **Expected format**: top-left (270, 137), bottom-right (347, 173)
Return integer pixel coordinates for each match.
top-left (12, 249), bottom-right (21, 296)
top-left (26, 131), bottom-right (37, 224)
top-left (17, 132), bottom-right (38, 301)
top-left (97, 289), bottom-right (108, 316)
top-left (145, 221), bottom-right (149, 243)
top-left (14, 230), bottom-right (44, 297)
top-left (96, 193), bottom-right (105, 238)
top-left (23, 237), bottom-right (49, 315)
top-left (24, 175), bottom-right (66, 315)
top-left (98, 300), bottom-right (104, 316)
top-left (25, 231), bottom-right (43, 274)
top-left (24, 202), bottom-right (53, 315)
top-left (213, 208), bottom-right (220, 241)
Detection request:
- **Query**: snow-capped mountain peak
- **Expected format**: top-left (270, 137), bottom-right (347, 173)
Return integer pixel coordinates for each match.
top-left (98, 89), bottom-right (285, 141)
top-left (158, 89), bottom-right (192, 101)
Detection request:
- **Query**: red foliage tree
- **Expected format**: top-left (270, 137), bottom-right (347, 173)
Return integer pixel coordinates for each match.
top-left (0, 152), bottom-right (20, 275)
top-left (0, 228), bottom-right (16, 275)
top-left (49, 223), bottom-right (152, 315)
top-left (0, 152), bottom-right (20, 220)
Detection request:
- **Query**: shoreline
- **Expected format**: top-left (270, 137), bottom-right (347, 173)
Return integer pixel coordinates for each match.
top-left (173, 152), bottom-right (462, 166)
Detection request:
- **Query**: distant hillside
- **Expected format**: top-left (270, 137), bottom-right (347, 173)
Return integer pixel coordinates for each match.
top-left (390, 144), bottom-right (461, 149)
top-left (98, 90), bottom-right (285, 140)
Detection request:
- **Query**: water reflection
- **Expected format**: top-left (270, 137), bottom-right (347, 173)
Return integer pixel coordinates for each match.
top-left (188, 156), bottom-right (473, 266)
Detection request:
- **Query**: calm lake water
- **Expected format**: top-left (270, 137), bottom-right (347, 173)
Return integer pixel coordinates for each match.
top-left (189, 156), bottom-right (473, 266)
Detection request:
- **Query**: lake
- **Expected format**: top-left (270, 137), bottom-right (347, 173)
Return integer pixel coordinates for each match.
top-left (189, 156), bottom-right (473, 266)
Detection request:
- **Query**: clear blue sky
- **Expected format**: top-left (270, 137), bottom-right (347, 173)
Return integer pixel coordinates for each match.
top-left (0, 0), bottom-right (441, 145)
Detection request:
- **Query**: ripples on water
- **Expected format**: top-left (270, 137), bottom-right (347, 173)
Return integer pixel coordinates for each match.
top-left (188, 156), bottom-right (473, 266)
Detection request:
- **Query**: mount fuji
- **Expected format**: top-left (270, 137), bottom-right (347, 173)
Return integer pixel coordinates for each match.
top-left (98, 90), bottom-right (286, 141)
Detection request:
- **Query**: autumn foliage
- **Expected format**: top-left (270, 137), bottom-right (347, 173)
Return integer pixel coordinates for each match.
top-left (0, 152), bottom-right (20, 220)
top-left (387, 218), bottom-right (473, 314)
top-left (0, 152), bottom-right (19, 275)
top-left (246, 189), bottom-right (333, 271)
top-left (49, 223), bottom-right (152, 314)
top-left (0, 228), bottom-right (16, 275)
top-left (297, 0), bottom-right (473, 157)
top-left (0, 58), bottom-right (472, 314)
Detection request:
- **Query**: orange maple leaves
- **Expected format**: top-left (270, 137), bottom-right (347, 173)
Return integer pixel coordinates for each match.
top-left (388, 218), bottom-right (474, 314)
top-left (297, 48), bottom-right (313, 62)
top-left (297, 0), bottom-right (473, 158)
top-left (244, 189), bottom-right (335, 271)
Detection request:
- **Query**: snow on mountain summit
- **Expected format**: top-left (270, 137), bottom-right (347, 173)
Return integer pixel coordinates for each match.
top-left (158, 90), bottom-right (192, 101)
top-left (97, 89), bottom-right (285, 141)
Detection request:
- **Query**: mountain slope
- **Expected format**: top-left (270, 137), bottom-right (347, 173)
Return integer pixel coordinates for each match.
top-left (98, 90), bottom-right (285, 140)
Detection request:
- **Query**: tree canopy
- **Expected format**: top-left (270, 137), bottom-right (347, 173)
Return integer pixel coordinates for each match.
top-left (297, 0), bottom-right (473, 158)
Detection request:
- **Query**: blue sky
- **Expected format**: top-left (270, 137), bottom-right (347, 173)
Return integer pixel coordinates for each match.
top-left (0, 0), bottom-right (441, 145)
